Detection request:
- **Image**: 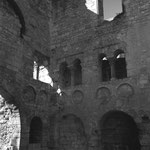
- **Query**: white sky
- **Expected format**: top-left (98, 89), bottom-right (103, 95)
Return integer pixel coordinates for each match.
top-left (86, 0), bottom-right (122, 20)
top-left (103, 0), bottom-right (122, 20)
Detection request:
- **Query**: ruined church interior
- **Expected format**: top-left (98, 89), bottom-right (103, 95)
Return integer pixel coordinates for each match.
top-left (0, 0), bottom-right (150, 150)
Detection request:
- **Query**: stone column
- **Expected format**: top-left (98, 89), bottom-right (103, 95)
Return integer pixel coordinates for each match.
top-left (109, 58), bottom-right (116, 80)
top-left (98, 0), bottom-right (104, 21)
top-left (52, 69), bottom-right (59, 89)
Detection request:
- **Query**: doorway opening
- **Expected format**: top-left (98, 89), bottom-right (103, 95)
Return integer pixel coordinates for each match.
top-left (100, 111), bottom-right (141, 150)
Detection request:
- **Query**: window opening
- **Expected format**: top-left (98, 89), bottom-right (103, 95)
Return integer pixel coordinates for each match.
top-left (33, 61), bottom-right (39, 80)
top-left (114, 50), bottom-right (127, 79)
top-left (33, 61), bottom-right (53, 86)
top-left (86, 0), bottom-right (99, 14)
top-left (99, 54), bottom-right (111, 82)
top-left (73, 59), bottom-right (82, 86)
top-left (29, 117), bottom-right (42, 144)
top-left (103, 0), bottom-right (123, 21)
top-left (60, 62), bottom-right (71, 88)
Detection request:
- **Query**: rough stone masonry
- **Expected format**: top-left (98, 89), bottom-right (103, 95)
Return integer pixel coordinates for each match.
top-left (1, 0), bottom-right (150, 150)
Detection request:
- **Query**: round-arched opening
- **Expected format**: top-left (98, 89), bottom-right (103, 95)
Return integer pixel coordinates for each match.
top-left (57, 114), bottom-right (87, 150)
top-left (114, 50), bottom-right (127, 79)
top-left (59, 62), bottom-right (71, 87)
top-left (73, 59), bottom-right (82, 85)
top-left (100, 111), bottom-right (141, 150)
top-left (29, 116), bottom-right (42, 144)
top-left (99, 53), bottom-right (111, 82)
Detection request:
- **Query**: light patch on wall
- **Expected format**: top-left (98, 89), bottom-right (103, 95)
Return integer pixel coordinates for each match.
top-left (57, 86), bottom-right (62, 96)
top-left (33, 61), bottom-right (53, 86)
top-left (39, 66), bottom-right (53, 86)
top-left (33, 61), bottom-right (38, 80)
top-left (103, 0), bottom-right (122, 21)
top-left (86, 0), bottom-right (98, 14)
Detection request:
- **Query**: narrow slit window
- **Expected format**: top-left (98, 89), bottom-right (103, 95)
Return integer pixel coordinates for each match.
top-left (103, 0), bottom-right (123, 21)
top-left (73, 59), bottom-right (82, 86)
top-left (29, 117), bottom-right (42, 144)
top-left (33, 61), bottom-right (39, 80)
top-left (99, 54), bottom-right (111, 82)
top-left (114, 50), bottom-right (127, 79)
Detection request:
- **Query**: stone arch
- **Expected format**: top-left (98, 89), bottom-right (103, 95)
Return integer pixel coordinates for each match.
top-left (37, 90), bottom-right (48, 106)
top-left (117, 83), bottom-right (134, 98)
top-left (73, 59), bottom-right (82, 85)
top-left (100, 110), bottom-right (141, 150)
top-left (55, 113), bottom-right (87, 150)
top-left (0, 87), bottom-right (21, 150)
top-left (22, 86), bottom-right (36, 104)
top-left (29, 116), bottom-right (43, 144)
top-left (2, 0), bottom-right (26, 37)
top-left (99, 53), bottom-right (111, 82)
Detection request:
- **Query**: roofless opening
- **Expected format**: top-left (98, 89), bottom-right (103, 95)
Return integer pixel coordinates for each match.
top-left (103, 0), bottom-right (123, 21)
top-left (86, 0), bottom-right (99, 14)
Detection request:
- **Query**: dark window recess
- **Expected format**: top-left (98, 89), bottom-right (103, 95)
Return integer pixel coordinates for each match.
top-left (99, 54), bottom-right (111, 82)
top-left (29, 117), bottom-right (42, 144)
top-left (101, 111), bottom-right (141, 150)
top-left (73, 59), bottom-right (82, 85)
top-left (60, 62), bottom-right (71, 87)
top-left (6, 0), bottom-right (26, 37)
top-left (115, 52), bottom-right (127, 79)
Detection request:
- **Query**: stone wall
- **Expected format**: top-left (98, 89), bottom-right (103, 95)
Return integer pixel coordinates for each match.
top-left (49, 0), bottom-right (150, 150)
top-left (0, 0), bottom-right (57, 150)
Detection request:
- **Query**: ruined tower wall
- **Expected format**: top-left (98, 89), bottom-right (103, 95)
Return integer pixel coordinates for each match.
top-left (49, 0), bottom-right (150, 150)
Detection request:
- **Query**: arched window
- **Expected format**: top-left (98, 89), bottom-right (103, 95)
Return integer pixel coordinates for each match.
top-left (73, 59), bottom-right (82, 85)
top-left (57, 114), bottom-right (87, 149)
top-left (29, 117), bottom-right (42, 144)
top-left (114, 50), bottom-right (127, 79)
top-left (99, 54), bottom-right (111, 82)
top-left (60, 62), bottom-right (71, 87)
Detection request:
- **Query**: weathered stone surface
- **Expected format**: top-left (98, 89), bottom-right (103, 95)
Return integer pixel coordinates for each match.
top-left (0, 95), bottom-right (20, 150)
